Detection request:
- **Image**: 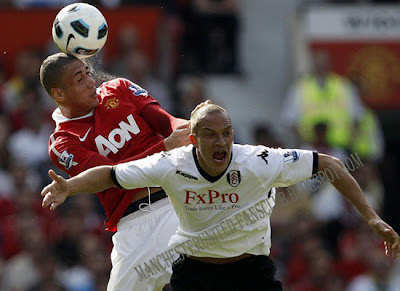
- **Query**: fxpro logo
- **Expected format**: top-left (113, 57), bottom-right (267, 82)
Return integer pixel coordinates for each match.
top-left (185, 190), bottom-right (239, 204)
top-left (95, 114), bottom-right (140, 156)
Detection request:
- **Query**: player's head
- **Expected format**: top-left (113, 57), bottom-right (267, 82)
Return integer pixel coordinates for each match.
top-left (39, 53), bottom-right (98, 117)
top-left (190, 104), bottom-right (234, 176)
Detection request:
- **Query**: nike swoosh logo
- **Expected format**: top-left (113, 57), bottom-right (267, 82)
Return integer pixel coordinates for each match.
top-left (79, 128), bottom-right (91, 142)
top-left (66, 33), bottom-right (75, 50)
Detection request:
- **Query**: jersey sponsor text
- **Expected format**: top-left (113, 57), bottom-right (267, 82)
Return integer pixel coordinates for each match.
top-left (185, 190), bottom-right (239, 204)
top-left (95, 114), bottom-right (140, 156)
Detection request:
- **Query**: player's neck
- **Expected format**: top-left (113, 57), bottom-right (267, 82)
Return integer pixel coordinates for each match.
top-left (195, 149), bottom-right (228, 178)
top-left (58, 105), bottom-right (92, 119)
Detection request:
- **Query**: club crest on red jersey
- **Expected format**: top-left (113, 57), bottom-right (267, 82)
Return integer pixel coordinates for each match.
top-left (105, 97), bottom-right (119, 109)
top-left (227, 170), bottom-right (241, 187)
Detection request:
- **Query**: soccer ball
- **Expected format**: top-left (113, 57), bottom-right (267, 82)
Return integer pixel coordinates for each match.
top-left (52, 3), bottom-right (108, 59)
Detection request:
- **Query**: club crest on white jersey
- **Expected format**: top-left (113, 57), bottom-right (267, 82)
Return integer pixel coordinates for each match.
top-left (227, 170), bottom-right (241, 187)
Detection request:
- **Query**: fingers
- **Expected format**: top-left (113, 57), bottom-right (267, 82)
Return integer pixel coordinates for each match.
top-left (384, 241), bottom-right (394, 259)
top-left (42, 191), bottom-right (60, 210)
top-left (197, 100), bottom-right (211, 110)
top-left (393, 237), bottom-right (400, 259)
top-left (392, 239), bottom-right (399, 251)
top-left (42, 192), bottom-right (53, 208)
top-left (385, 241), bottom-right (389, 256)
top-left (382, 228), bottom-right (391, 238)
top-left (180, 126), bottom-right (191, 134)
top-left (371, 219), bottom-right (400, 259)
top-left (49, 169), bottom-right (64, 183)
top-left (384, 236), bottom-right (400, 259)
top-left (41, 184), bottom-right (52, 197)
top-left (50, 202), bottom-right (59, 211)
top-left (176, 121), bottom-right (190, 129)
top-left (191, 100), bottom-right (212, 116)
top-left (196, 100), bottom-right (211, 109)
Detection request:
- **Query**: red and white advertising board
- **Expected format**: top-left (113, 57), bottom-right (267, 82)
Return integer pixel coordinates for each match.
top-left (303, 5), bottom-right (400, 109)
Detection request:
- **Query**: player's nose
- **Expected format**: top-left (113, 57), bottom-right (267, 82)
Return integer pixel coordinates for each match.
top-left (87, 76), bottom-right (96, 88)
top-left (215, 133), bottom-right (226, 146)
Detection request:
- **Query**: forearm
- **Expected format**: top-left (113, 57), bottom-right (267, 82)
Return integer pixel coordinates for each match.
top-left (319, 154), bottom-right (380, 222)
top-left (68, 166), bottom-right (115, 196)
top-left (141, 103), bottom-right (187, 137)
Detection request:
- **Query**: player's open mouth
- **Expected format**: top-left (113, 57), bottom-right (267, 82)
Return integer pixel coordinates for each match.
top-left (213, 151), bottom-right (227, 163)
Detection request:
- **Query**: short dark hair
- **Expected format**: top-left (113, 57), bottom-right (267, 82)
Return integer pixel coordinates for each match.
top-left (39, 53), bottom-right (79, 96)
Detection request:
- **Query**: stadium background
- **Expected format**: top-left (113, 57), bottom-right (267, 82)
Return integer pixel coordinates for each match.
top-left (0, 0), bottom-right (400, 290)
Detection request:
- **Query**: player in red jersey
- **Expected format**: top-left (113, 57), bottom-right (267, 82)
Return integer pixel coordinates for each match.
top-left (39, 53), bottom-right (196, 290)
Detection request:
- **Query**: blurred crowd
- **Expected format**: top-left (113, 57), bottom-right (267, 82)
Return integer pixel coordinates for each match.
top-left (258, 47), bottom-right (400, 290)
top-left (0, 1), bottom-right (399, 291)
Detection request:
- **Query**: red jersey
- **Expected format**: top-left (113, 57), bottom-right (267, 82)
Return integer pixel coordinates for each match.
top-left (49, 78), bottom-right (184, 231)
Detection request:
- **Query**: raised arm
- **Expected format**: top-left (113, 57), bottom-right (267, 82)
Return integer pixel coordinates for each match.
top-left (318, 153), bottom-right (399, 259)
top-left (41, 167), bottom-right (115, 210)
top-left (139, 100), bottom-right (212, 150)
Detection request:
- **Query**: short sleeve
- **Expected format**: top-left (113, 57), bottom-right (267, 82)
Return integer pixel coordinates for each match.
top-left (269, 148), bottom-right (318, 188)
top-left (49, 134), bottom-right (114, 177)
top-left (118, 78), bottom-right (159, 112)
top-left (248, 146), bottom-right (317, 188)
top-left (114, 151), bottom-right (171, 189)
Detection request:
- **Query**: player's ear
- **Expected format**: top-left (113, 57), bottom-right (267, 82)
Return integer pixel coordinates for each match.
top-left (51, 88), bottom-right (64, 102)
top-left (190, 134), bottom-right (198, 148)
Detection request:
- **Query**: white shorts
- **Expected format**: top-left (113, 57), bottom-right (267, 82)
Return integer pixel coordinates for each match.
top-left (107, 198), bottom-right (180, 291)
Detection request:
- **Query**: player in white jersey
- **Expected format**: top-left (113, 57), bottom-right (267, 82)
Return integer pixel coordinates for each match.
top-left (41, 104), bottom-right (400, 290)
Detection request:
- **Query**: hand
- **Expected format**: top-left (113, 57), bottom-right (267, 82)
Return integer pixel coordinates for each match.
top-left (369, 218), bottom-right (400, 259)
top-left (190, 100), bottom-right (212, 117)
top-left (164, 122), bottom-right (191, 151)
top-left (41, 170), bottom-right (70, 211)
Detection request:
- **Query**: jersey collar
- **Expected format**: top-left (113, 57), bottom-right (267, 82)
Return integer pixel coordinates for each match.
top-left (192, 147), bottom-right (233, 183)
top-left (52, 108), bottom-right (94, 125)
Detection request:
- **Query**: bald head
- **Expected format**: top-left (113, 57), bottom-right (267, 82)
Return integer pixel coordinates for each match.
top-left (190, 104), bottom-right (231, 135)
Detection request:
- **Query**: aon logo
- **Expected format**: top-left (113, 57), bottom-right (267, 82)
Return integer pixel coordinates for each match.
top-left (95, 114), bottom-right (140, 156)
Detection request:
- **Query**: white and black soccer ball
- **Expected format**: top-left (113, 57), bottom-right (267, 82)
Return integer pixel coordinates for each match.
top-left (52, 2), bottom-right (108, 59)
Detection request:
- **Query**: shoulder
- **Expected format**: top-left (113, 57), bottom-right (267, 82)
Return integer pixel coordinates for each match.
top-left (49, 122), bottom-right (93, 157)
top-left (99, 78), bottom-right (128, 88)
top-left (48, 131), bottom-right (80, 170)
top-left (99, 78), bottom-right (148, 97)
top-left (233, 144), bottom-right (288, 169)
top-left (160, 145), bottom-right (193, 165)
top-left (232, 144), bottom-right (271, 170)
top-left (142, 145), bottom-right (194, 171)
top-left (49, 130), bottom-right (79, 154)
top-left (121, 146), bottom-right (192, 178)
top-left (98, 79), bottom-right (155, 111)
top-left (233, 144), bottom-right (270, 161)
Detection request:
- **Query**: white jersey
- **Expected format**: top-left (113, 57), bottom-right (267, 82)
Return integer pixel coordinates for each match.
top-left (113, 144), bottom-right (317, 258)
